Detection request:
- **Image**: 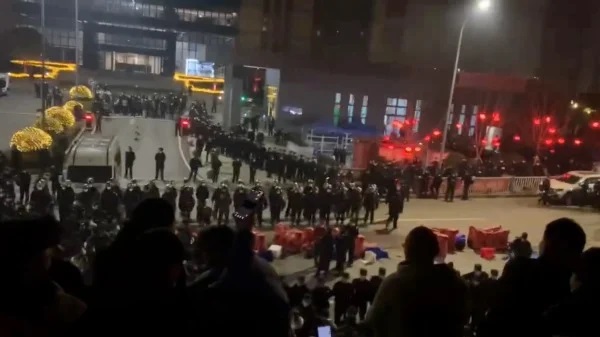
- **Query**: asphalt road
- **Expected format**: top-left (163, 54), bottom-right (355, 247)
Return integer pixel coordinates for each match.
top-left (0, 82), bottom-right (41, 154)
top-left (273, 197), bottom-right (600, 281)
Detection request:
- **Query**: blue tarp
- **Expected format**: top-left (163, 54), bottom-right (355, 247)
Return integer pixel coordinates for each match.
top-left (309, 121), bottom-right (379, 138)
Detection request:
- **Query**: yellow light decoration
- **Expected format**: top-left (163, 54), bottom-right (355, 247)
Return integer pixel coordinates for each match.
top-left (173, 72), bottom-right (225, 94)
top-left (8, 59), bottom-right (76, 80)
top-left (10, 127), bottom-right (53, 153)
top-left (45, 106), bottom-right (75, 128)
top-left (63, 100), bottom-right (84, 113)
top-left (34, 116), bottom-right (64, 134)
top-left (69, 85), bottom-right (93, 100)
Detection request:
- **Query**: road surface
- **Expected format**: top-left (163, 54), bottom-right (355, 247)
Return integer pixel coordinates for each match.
top-left (0, 81), bottom-right (42, 154)
top-left (272, 197), bottom-right (600, 280)
top-left (98, 116), bottom-right (190, 185)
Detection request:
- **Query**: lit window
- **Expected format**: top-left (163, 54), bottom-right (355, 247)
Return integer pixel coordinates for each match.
top-left (384, 97), bottom-right (408, 135)
top-left (348, 94), bottom-right (355, 123)
top-left (333, 93), bottom-right (341, 126)
top-left (458, 105), bottom-right (466, 135)
top-left (360, 96), bottom-right (368, 124)
top-left (413, 99), bottom-right (422, 132)
top-left (469, 105), bottom-right (478, 136)
top-left (447, 104), bottom-right (454, 126)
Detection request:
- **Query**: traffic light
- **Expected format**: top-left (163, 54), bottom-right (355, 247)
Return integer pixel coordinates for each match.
top-left (240, 95), bottom-right (247, 102)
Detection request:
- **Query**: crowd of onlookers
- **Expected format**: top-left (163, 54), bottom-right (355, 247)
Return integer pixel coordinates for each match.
top-left (0, 195), bottom-right (598, 337)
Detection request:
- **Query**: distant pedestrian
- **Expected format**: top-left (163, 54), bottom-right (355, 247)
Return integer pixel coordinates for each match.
top-left (155, 147), bottom-right (166, 181)
top-left (125, 146), bottom-right (136, 179)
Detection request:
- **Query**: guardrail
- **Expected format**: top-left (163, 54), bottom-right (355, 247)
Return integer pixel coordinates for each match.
top-left (338, 170), bottom-right (546, 197)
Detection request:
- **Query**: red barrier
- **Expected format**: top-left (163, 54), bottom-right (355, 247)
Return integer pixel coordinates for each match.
top-left (480, 247), bottom-right (496, 260)
top-left (468, 226), bottom-right (510, 252)
top-left (253, 231), bottom-right (267, 252)
top-left (435, 233), bottom-right (449, 261)
top-left (275, 223), bottom-right (290, 235)
top-left (354, 235), bottom-right (366, 258)
top-left (433, 228), bottom-right (459, 253)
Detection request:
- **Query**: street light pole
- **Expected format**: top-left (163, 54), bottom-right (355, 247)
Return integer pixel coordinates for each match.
top-left (40, 0), bottom-right (46, 125)
top-left (75, 0), bottom-right (79, 85)
top-left (440, 19), bottom-right (467, 159)
top-left (440, 0), bottom-right (491, 162)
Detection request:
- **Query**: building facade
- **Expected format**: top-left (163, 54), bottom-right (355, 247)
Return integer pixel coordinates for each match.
top-left (12, 0), bottom-right (238, 76)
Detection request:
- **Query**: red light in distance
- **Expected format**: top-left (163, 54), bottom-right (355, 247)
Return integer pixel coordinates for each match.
top-left (574, 139), bottom-right (582, 146)
top-left (432, 130), bottom-right (441, 136)
top-left (557, 138), bottom-right (565, 144)
top-left (513, 135), bottom-right (521, 141)
top-left (544, 139), bottom-right (553, 145)
top-left (478, 113), bottom-right (487, 121)
top-left (533, 118), bottom-right (541, 125)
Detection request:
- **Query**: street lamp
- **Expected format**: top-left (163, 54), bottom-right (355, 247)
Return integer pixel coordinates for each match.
top-left (440, 0), bottom-right (492, 159)
top-left (40, 0), bottom-right (46, 126)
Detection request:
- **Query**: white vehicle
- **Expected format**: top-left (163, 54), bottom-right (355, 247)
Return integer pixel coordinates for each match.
top-left (67, 136), bottom-right (121, 183)
top-left (548, 171), bottom-right (600, 205)
top-left (0, 73), bottom-right (9, 96)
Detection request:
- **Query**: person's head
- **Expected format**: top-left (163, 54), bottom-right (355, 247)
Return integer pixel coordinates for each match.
top-left (521, 232), bottom-right (528, 240)
top-left (344, 306), bottom-right (358, 324)
top-left (341, 272), bottom-right (350, 282)
top-left (302, 293), bottom-right (312, 307)
top-left (158, 147), bottom-right (164, 153)
top-left (540, 218), bottom-right (586, 266)
top-left (194, 225), bottom-right (235, 268)
top-left (131, 228), bottom-right (185, 288)
top-left (473, 264), bottom-right (483, 276)
top-left (404, 226), bottom-right (439, 265)
top-left (447, 262), bottom-right (455, 270)
top-left (359, 268), bottom-right (368, 279)
top-left (570, 248), bottom-right (600, 292)
top-left (0, 216), bottom-right (61, 287)
top-left (490, 269), bottom-right (499, 280)
top-left (378, 267), bottom-right (387, 277)
top-left (131, 198), bottom-right (175, 229)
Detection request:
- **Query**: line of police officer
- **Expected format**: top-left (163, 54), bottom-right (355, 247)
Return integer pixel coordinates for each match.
top-left (92, 88), bottom-right (189, 119)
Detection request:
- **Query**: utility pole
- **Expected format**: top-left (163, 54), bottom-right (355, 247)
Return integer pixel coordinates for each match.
top-left (75, 0), bottom-right (79, 85)
top-left (40, 0), bottom-right (46, 125)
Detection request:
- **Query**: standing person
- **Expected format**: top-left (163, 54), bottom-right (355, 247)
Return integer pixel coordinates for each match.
top-left (188, 155), bottom-right (202, 182)
top-left (95, 110), bottom-right (103, 132)
top-left (210, 157), bottom-right (222, 184)
top-left (232, 158), bottom-right (242, 183)
top-left (18, 169), bottom-right (31, 205)
top-left (332, 272), bottom-right (354, 325)
top-left (445, 171), bottom-right (457, 202)
top-left (352, 268), bottom-right (371, 321)
top-left (125, 146), bottom-right (136, 179)
top-left (385, 186), bottom-right (404, 230)
top-left (315, 228), bottom-right (334, 276)
top-left (154, 147), bottom-right (166, 181)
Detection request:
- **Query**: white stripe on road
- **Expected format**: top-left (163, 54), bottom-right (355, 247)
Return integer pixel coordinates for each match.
top-left (0, 112), bottom-right (38, 115)
top-left (177, 134), bottom-right (191, 171)
top-left (396, 218), bottom-right (486, 222)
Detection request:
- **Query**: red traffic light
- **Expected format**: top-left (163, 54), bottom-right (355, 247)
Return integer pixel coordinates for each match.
top-left (557, 138), bottom-right (565, 144)
top-left (513, 135), bottom-right (521, 141)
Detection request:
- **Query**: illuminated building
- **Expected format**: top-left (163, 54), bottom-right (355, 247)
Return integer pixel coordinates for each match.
top-left (11, 0), bottom-right (238, 77)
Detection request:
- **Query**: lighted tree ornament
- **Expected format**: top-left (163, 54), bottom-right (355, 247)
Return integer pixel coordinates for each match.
top-left (45, 106), bottom-right (75, 128)
top-left (10, 127), bottom-right (53, 152)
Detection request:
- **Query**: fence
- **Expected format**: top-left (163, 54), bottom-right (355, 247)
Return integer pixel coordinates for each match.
top-left (305, 131), bottom-right (353, 157)
top-left (338, 170), bottom-right (546, 198)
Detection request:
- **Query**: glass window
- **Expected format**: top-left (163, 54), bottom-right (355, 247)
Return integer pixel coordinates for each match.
top-left (360, 96), bottom-right (368, 125)
top-left (335, 93), bottom-right (341, 104)
top-left (334, 92), bottom-right (341, 125)
top-left (387, 98), bottom-right (397, 106)
top-left (469, 113), bottom-right (477, 136)
top-left (413, 99), bottom-right (422, 132)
